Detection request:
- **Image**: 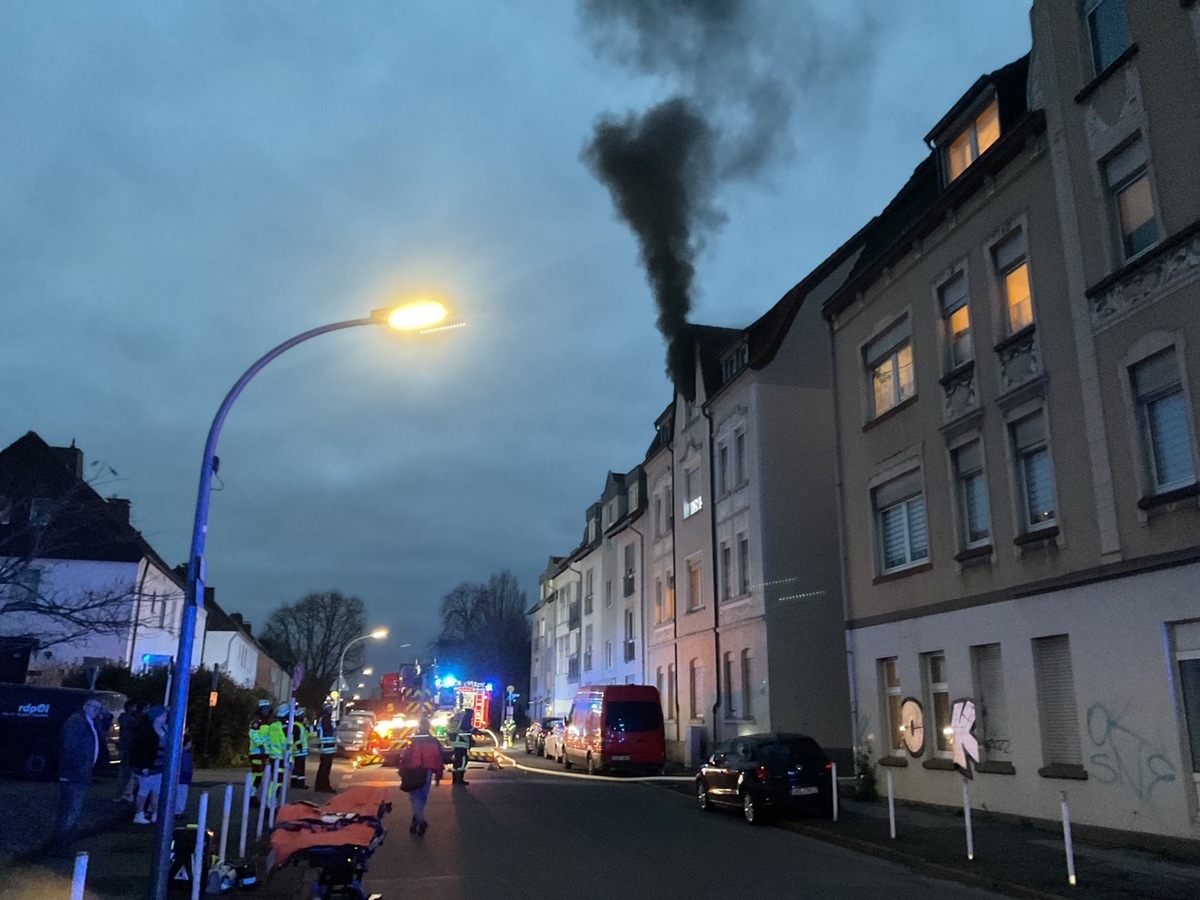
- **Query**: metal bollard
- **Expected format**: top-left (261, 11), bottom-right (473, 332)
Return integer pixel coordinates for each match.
top-left (240, 772), bottom-right (253, 858)
top-left (1061, 791), bottom-right (1077, 886)
top-left (69, 851), bottom-right (88, 900)
top-left (192, 791), bottom-right (209, 900)
top-left (962, 778), bottom-right (974, 861)
top-left (218, 783), bottom-right (233, 865)
top-left (886, 768), bottom-right (896, 839)
top-left (255, 761), bottom-right (270, 840)
top-left (831, 761), bottom-right (839, 822)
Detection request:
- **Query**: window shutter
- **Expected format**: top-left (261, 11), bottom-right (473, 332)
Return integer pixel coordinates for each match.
top-left (1105, 138), bottom-right (1147, 188)
top-left (875, 468), bottom-right (922, 509)
top-left (1132, 349), bottom-right (1179, 399)
top-left (865, 318), bottom-right (911, 367)
top-left (940, 273), bottom-right (968, 314)
top-left (1032, 635), bottom-right (1081, 766)
top-left (1013, 413), bottom-right (1045, 451)
top-left (993, 229), bottom-right (1026, 272)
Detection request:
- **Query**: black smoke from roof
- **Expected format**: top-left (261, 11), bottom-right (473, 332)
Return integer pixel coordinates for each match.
top-left (582, 97), bottom-right (720, 385)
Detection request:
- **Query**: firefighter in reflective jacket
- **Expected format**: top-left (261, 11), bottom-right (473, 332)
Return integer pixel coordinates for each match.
top-left (266, 704), bottom-right (289, 805)
top-left (290, 708), bottom-right (309, 789)
top-left (314, 703), bottom-right (337, 793)
top-left (248, 699), bottom-right (272, 806)
top-left (448, 709), bottom-right (474, 786)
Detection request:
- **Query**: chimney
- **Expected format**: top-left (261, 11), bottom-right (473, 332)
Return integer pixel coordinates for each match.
top-left (230, 612), bottom-right (252, 636)
top-left (50, 444), bottom-right (84, 479)
top-left (106, 497), bottom-right (131, 524)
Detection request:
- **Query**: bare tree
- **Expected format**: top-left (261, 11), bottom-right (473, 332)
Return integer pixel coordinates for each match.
top-left (433, 570), bottom-right (531, 715)
top-left (261, 591), bottom-right (368, 710)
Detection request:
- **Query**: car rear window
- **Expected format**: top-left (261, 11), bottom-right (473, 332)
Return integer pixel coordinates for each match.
top-left (756, 737), bottom-right (824, 765)
top-left (606, 701), bottom-right (663, 733)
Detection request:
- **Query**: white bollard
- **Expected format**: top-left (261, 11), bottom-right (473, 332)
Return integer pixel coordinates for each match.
top-left (192, 792), bottom-right (209, 900)
top-left (1061, 791), bottom-right (1077, 886)
top-left (886, 768), bottom-right (896, 839)
top-left (218, 783), bottom-right (233, 865)
top-left (255, 762), bottom-right (270, 841)
top-left (831, 762), bottom-right (839, 822)
top-left (267, 760), bottom-right (278, 830)
top-left (962, 778), bottom-right (974, 861)
top-left (240, 772), bottom-right (253, 858)
top-left (69, 851), bottom-right (88, 900)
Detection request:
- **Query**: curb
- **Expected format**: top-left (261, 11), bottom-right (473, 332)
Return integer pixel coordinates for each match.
top-left (494, 751), bottom-right (694, 783)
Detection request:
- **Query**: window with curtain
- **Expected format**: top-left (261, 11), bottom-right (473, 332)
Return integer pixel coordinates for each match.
top-left (873, 469), bottom-right (929, 572)
top-left (1011, 412), bottom-right (1056, 529)
top-left (953, 440), bottom-right (991, 547)
top-left (1105, 138), bottom-right (1159, 259)
top-left (1131, 348), bottom-right (1195, 493)
top-left (994, 230), bottom-right (1034, 335)
top-left (939, 271), bottom-right (973, 370)
top-left (866, 318), bottom-right (915, 417)
top-left (1084, 0), bottom-right (1131, 74)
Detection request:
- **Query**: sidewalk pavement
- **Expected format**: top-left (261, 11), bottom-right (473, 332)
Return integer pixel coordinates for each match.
top-left (779, 792), bottom-right (1200, 900)
top-left (4, 766), bottom-right (1199, 898)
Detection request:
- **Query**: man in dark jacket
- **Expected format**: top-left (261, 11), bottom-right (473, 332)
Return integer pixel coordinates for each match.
top-left (52, 696), bottom-right (104, 854)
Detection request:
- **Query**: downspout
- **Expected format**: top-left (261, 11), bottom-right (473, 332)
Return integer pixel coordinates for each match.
top-left (702, 404), bottom-right (722, 748)
top-left (127, 557), bottom-right (152, 671)
top-left (628, 522), bottom-right (646, 684)
top-left (828, 315), bottom-right (861, 756)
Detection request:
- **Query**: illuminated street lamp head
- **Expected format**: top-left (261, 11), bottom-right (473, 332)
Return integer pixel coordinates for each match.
top-left (374, 298), bottom-right (448, 331)
top-left (370, 628), bottom-right (388, 640)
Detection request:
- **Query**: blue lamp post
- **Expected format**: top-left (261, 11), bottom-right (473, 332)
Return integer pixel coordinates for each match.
top-left (148, 300), bottom-right (459, 899)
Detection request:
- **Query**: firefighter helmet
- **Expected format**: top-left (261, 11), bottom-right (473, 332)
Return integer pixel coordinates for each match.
top-left (277, 703), bottom-right (291, 718)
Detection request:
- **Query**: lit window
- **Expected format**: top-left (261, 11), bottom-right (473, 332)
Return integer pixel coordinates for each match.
top-left (1105, 139), bottom-right (1159, 259)
top-left (1131, 349), bottom-right (1196, 493)
top-left (866, 318), bottom-right (915, 417)
top-left (939, 272), bottom-right (972, 370)
top-left (1012, 412), bottom-right (1056, 529)
top-left (953, 440), bottom-right (991, 547)
top-left (873, 469), bottom-right (928, 572)
top-left (881, 658), bottom-right (903, 752)
top-left (925, 653), bottom-right (953, 756)
top-left (946, 98), bottom-right (1000, 182)
top-left (993, 230), bottom-right (1033, 334)
top-left (1085, 0), bottom-right (1131, 75)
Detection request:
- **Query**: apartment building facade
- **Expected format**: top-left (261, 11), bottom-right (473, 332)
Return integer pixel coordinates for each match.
top-left (826, 2), bottom-right (1200, 839)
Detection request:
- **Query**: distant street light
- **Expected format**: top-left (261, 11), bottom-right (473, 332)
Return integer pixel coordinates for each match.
top-left (338, 629), bottom-right (388, 719)
top-left (362, 667), bottom-right (374, 676)
top-left (149, 300), bottom-right (461, 899)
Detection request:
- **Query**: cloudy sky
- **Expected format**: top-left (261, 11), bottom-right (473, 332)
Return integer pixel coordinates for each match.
top-left (1, 1), bottom-right (1033, 677)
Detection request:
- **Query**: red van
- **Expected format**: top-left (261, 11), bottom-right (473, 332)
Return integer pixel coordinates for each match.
top-left (562, 684), bottom-right (665, 775)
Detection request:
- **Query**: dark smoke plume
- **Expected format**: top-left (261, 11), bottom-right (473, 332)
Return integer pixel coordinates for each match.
top-left (578, 0), bottom-right (879, 383)
top-left (582, 98), bottom-right (720, 385)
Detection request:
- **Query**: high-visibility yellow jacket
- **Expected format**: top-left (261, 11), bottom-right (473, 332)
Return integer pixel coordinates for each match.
top-left (249, 715), bottom-right (271, 756)
top-left (266, 720), bottom-right (287, 760)
top-left (292, 722), bottom-right (309, 758)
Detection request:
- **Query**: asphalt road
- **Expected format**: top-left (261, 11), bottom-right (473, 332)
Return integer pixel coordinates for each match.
top-left (339, 753), bottom-right (1007, 900)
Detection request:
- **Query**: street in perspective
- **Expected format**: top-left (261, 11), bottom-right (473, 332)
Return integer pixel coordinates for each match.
top-left (3, 1), bottom-right (1200, 899)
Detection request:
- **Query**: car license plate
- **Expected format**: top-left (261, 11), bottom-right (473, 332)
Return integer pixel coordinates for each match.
top-left (613, 755), bottom-right (631, 761)
top-left (791, 786), bottom-right (818, 796)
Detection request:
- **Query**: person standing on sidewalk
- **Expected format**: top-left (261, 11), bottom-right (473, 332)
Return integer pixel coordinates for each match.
top-left (49, 696), bottom-right (104, 856)
top-left (313, 704), bottom-right (337, 793)
top-left (290, 708), bottom-right (309, 789)
top-left (131, 705), bottom-right (168, 825)
top-left (113, 700), bottom-right (140, 803)
top-left (248, 698), bottom-right (271, 806)
top-left (399, 717), bottom-right (444, 835)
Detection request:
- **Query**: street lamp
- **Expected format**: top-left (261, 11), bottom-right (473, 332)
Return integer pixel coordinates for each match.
top-left (338, 628), bottom-right (388, 719)
top-left (149, 300), bottom-right (460, 899)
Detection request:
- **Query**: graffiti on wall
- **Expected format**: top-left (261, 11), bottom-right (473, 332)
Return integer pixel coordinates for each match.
top-left (900, 697), bottom-right (925, 757)
top-left (1086, 703), bottom-right (1177, 803)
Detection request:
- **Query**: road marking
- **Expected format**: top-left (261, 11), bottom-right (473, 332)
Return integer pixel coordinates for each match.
top-left (494, 751), bottom-right (693, 783)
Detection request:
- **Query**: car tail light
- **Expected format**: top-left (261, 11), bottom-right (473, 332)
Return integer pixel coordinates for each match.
top-left (825, 762), bottom-right (834, 771)
top-left (755, 765), bottom-right (771, 782)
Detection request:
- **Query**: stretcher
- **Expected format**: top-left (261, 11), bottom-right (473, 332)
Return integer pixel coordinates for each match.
top-left (268, 787), bottom-right (392, 900)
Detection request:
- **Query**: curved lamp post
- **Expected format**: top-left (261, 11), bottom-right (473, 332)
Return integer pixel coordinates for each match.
top-left (337, 628), bottom-right (388, 719)
top-left (149, 299), bottom-right (461, 899)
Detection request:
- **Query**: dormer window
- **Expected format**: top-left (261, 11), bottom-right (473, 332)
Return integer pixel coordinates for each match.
top-left (945, 98), bottom-right (999, 183)
top-left (721, 343), bottom-right (749, 384)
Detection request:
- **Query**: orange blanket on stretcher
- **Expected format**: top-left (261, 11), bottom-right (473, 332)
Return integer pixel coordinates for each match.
top-left (268, 786), bottom-right (394, 871)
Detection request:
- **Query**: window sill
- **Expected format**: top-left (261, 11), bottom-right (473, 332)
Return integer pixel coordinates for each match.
top-left (938, 360), bottom-right (976, 390)
top-left (1014, 525), bottom-right (1060, 548)
top-left (1137, 482), bottom-right (1200, 511)
top-left (1074, 43), bottom-right (1138, 104)
top-left (993, 322), bottom-right (1037, 355)
top-left (922, 758), bottom-right (957, 771)
top-left (954, 544), bottom-right (993, 565)
top-left (1038, 763), bottom-right (1088, 781)
top-left (873, 562), bottom-right (933, 585)
top-left (863, 395), bottom-right (918, 432)
top-left (879, 756), bottom-right (908, 768)
top-left (976, 761), bottom-right (1016, 776)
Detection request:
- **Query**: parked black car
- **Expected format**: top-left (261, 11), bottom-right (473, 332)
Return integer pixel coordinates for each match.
top-left (696, 732), bottom-right (834, 824)
top-left (0, 684), bottom-right (126, 779)
top-left (524, 716), bottom-right (564, 756)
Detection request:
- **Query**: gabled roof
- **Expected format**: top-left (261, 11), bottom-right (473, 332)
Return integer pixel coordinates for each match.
top-left (823, 55), bottom-right (1039, 320)
top-left (0, 431), bottom-right (182, 584)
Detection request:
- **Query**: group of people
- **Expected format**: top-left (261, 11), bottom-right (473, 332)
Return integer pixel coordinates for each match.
top-left (247, 700), bottom-right (338, 804)
top-left (114, 701), bottom-right (193, 825)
